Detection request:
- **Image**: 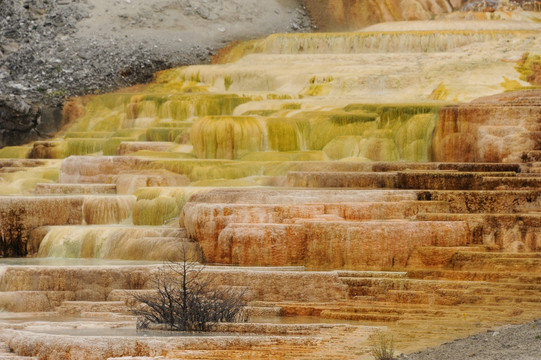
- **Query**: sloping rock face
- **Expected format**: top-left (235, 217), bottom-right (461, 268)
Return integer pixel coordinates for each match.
top-left (300, 0), bottom-right (540, 31)
top-left (433, 90), bottom-right (541, 163)
top-left (300, 0), bottom-right (467, 30)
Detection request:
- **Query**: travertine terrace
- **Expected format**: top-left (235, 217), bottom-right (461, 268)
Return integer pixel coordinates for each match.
top-left (1, 12), bottom-right (541, 360)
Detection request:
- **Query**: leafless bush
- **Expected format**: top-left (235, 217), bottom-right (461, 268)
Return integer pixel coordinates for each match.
top-left (129, 248), bottom-right (247, 331)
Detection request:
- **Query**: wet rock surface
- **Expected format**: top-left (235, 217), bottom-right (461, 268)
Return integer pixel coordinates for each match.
top-left (0, 0), bottom-right (312, 148)
top-left (432, 90), bottom-right (541, 163)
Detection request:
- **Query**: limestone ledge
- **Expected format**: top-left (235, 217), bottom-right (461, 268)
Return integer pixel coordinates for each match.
top-left (433, 90), bottom-right (541, 163)
top-left (0, 195), bottom-right (136, 257)
top-left (0, 266), bottom-right (347, 312)
top-left (2, 329), bottom-right (320, 360)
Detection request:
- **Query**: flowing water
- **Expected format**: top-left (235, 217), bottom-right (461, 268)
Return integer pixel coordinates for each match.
top-left (0, 17), bottom-right (541, 359)
top-left (0, 19), bottom-right (538, 261)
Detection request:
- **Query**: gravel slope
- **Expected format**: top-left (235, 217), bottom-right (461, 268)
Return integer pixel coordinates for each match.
top-left (0, 0), bottom-right (311, 147)
top-left (406, 319), bottom-right (541, 360)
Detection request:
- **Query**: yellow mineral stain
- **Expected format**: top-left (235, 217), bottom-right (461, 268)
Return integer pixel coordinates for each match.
top-left (37, 225), bottom-right (202, 261)
top-left (0, 146), bottom-right (32, 159)
top-left (191, 116), bottom-right (265, 159)
top-left (132, 187), bottom-right (213, 225)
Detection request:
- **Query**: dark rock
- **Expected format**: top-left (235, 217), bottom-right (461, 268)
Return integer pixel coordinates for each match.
top-left (0, 96), bottom-right (36, 130)
top-left (36, 106), bottom-right (64, 136)
top-left (0, 95), bottom-right (42, 147)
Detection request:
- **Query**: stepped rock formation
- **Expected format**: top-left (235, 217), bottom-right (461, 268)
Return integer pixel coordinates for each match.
top-left (300, 0), bottom-right (541, 31)
top-left (433, 89), bottom-right (541, 163)
top-left (1, 14), bottom-right (541, 360)
top-left (301, 0), bottom-right (466, 30)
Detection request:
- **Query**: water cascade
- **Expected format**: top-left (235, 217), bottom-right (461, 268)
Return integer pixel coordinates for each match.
top-left (132, 187), bottom-right (213, 226)
top-left (191, 116), bottom-right (265, 159)
top-left (82, 196), bottom-right (136, 225)
top-left (0, 18), bottom-right (541, 359)
top-left (215, 29), bottom-right (540, 62)
top-left (37, 226), bottom-right (201, 261)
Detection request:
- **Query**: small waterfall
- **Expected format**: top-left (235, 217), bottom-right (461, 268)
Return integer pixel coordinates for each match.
top-left (133, 187), bottom-right (213, 226)
top-left (187, 105), bottom-right (437, 162)
top-left (82, 195), bottom-right (136, 225)
top-left (37, 226), bottom-right (201, 261)
top-left (66, 139), bottom-right (106, 156)
top-left (191, 116), bottom-right (265, 159)
top-left (266, 117), bottom-right (307, 152)
top-left (158, 99), bottom-right (191, 121)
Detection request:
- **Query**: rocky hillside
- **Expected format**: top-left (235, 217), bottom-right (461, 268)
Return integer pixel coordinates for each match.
top-left (0, 0), bottom-right (311, 148)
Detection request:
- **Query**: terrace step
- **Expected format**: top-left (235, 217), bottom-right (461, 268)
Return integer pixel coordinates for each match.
top-left (278, 300), bottom-right (452, 322)
top-left (407, 269), bottom-right (541, 284)
top-left (481, 176), bottom-right (541, 189)
top-left (380, 290), bottom-right (434, 305)
top-left (396, 171), bottom-right (518, 190)
top-left (336, 270), bottom-right (408, 279)
top-left (344, 276), bottom-right (541, 293)
top-left (0, 159), bottom-right (50, 169)
top-left (285, 171), bottom-right (525, 190)
top-left (452, 251), bottom-right (541, 259)
top-left (33, 183), bottom-right (117, 195)
top-left (117, 141), bottom-right (175, 156)
top-left (0, 291), bottom-right (74, 312)
top-left (320, 310), bottom-right (402, 322)
top-left (285, 171), bottom-right (397, 188)
top-left (56, 301), bottom-right (130, 315)
top-left (78, 312), bottom-right (135, 321)
top-left (450, 251), bottom-right (541, 272)
top-left (340, 271), bottom-right (541, 306)
top-left (407, 246), bottom-right (541, 270)
top-left (0, 167), bottom-right (32, 174)
top-left (416, 190), bottom-right (541, 213)
top-left (351, 296), bottom-right (378, 301)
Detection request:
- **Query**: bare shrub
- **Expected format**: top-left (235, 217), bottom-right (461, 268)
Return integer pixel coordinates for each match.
top-left (129, 247), bottom-right (247, 331)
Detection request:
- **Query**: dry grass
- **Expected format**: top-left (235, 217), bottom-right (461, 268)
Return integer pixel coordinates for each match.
top-left (369, 331), bottom-right (395, 360)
